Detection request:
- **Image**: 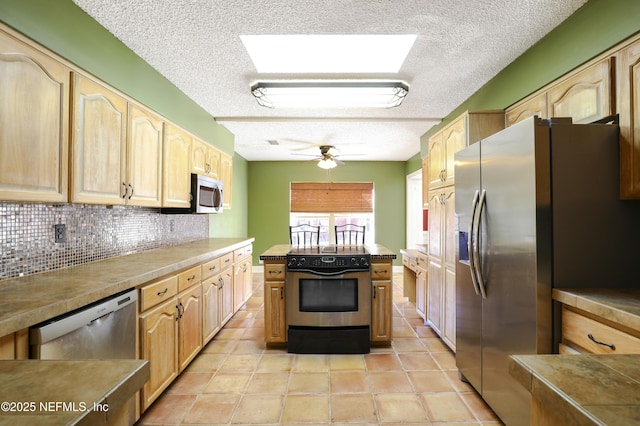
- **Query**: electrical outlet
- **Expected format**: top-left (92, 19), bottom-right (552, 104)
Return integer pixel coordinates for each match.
top-left (54, 224), bottom-right (66, 243)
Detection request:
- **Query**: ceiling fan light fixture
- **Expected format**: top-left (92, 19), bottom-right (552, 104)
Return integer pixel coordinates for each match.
top-left (251, 82), bottom-right (409, 109)
top-left (317, 157), bottom-right (338, 169)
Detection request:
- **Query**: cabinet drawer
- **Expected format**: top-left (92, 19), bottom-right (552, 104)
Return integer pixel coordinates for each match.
top-left (178, 265), bottom-right (201, 292)
top-left (371, 263), bottom-right (392, 280)
top-left (562, 307), bottom-right (640, 354)
top-left (264, 263), bottom-right (286, 281)
top-left (416, 253), bottom-right (428, 267)
top-left (140, 276), bottom-right (178, 312)
top-left (220, 252), bottom-right (234, 270)
top-left (202, 257), bottom-right (221, 280)
top-left (234, 245), bottom-right (253, 262)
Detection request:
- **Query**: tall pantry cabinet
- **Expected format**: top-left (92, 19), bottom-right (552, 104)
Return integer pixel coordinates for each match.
top-left (426, 111), bottom-right (504, 351)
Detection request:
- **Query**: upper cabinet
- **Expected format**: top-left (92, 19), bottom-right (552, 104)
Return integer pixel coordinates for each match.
top-left (127, 103), bottom-right (164, 207)
top-left (192, 139), bottom-right (221, 178)
top-left (220, 151), bottom-right (233, 209)
top-left (0, 29), bottom-right (70, 202)
top-left (71, 74), bottom-right (127, 205)
top-left (428, 111), bottom-right (504, 190)
top-left (506, 58), bottom-right (614, 127)
top-left (547, 58), bottom-right (614, 124)
top-left (619, 38), bottom-right (640, 199)
top-left (163, 124), bottom-right (192, 208)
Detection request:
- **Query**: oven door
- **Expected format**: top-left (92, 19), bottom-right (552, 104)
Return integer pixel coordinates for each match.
top-left (285, 269), bottom-right (371, 327)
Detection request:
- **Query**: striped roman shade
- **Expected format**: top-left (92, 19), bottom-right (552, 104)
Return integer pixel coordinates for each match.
top-left (290, 182), bottom-right (374, 213)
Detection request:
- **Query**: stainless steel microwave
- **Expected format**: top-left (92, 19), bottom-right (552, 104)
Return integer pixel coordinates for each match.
top-left (162, 174), bottom-right (223, 214)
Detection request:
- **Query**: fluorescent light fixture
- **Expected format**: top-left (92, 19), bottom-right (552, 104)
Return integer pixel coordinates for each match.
top-left (251, 82), bottom-right (409, 108)
top-left (240, 34), bottom-right (417, 73)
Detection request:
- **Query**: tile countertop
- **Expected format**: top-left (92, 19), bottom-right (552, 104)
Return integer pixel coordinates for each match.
top-left (259, 244), bottom-right (397, 261)
top-left (0, 237), bottom-right (254, 337)
top-left (507, 288), bottom-right (640, 425)
top-left (510, 354), bottom-right (640, 425)
top-left (0, 359), bottom-right (149, 425)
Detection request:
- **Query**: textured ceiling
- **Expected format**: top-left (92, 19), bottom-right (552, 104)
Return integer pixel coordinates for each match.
top-left (72, 0), bottom-right (588, 162)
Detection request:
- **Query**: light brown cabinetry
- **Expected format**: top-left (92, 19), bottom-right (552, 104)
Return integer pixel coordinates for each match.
top-left (192, 139), bottom-right (221, 178)
top-left (0, 29), bottom-right (70, 203)
top-left (139, 288), bottom-right (178, 411)
top-left (264, 261), bottom-right (286, 344)
top-left (421, 157), bottom-right (429, 207)
top-left (619, 38), bottom-right (640, 199)
top-left (559, 306), bottom-right (640, 355)
top-left (126, 103), bottom-right (164, 206)
top-left (220, 151), bottom-right (233, 209)
top-left (371, 260), bottom-right (393, 344)
top-left (505, 93), bottom-right (547, 127)
top-left (71, 74), bottom-right (128, 204)
top-left (177, 283), bottom-right (202, 372)
top-left (415, 262), bottom-right (428, 321)
top-left (0, 329), bottom-right (28, 360)
top-left (426, 111), bottom-right (504, 352)
top-left (233, 245), bottom-right (253, 312)
top-left (163, 123), bottom-right (192, 208)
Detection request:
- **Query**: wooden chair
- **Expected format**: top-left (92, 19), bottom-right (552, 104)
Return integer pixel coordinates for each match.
top-left (334, 224), bottom-right (365, 245)
top-left (289, 224), bottom-right (320, 246)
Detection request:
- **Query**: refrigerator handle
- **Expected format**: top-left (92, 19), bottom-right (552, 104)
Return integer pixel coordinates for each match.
top-left (474, 189), bottom-right (488, 299)
top-left (468, 190), bottom-right (481, 296)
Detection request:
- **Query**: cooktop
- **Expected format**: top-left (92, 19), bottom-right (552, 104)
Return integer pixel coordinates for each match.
top-left (287, 245), bottom-right (370, 270)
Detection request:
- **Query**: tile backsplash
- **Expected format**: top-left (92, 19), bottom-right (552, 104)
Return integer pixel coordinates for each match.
top-left (0, 202), bottom-right (209, 280)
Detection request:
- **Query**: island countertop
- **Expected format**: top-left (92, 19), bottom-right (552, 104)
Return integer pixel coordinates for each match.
top-left (0, 237), bottom-right (254, 337)
top-left (0, 359), bottom-right (149, 425)
top-left (510, 353), bottom-right (640, 425)
top-left (259, 244), bottom-right (397, 261)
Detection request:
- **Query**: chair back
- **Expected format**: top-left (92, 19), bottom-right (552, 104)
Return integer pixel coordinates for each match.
top-left (334, 224), bottom-right (365, 245)
top-left (289, 224), bottom-right (320, 246)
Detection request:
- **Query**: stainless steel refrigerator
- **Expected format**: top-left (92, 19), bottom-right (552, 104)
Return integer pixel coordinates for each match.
top-left (455, 116), bottom-right (640, 425)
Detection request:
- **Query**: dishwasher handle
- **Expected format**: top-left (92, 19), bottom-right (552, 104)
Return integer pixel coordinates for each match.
top-left (30, 288), bottom-right (138, 345)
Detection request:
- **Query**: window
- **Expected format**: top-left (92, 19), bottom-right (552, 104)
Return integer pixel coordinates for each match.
top-left (290, 182), bottom-right (374, 244)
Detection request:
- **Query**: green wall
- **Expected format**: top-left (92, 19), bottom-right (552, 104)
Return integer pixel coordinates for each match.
top-left (421, 0), bottom-right (640, 153)
top-left (0, 0), bottom-right (248, 238)
top-left (248, 162), bottom-right (406, 264)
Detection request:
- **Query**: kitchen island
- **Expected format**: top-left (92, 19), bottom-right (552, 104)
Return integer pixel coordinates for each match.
top-left (0, 359), bottom-right (149, 425)
top-left (260, 244), bottom-right (396, 349)
top-left (510, 288), bottom-right (640, 425)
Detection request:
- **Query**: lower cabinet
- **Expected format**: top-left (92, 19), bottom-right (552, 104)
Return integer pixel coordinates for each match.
top-left (201, 275), bottom-right (221, 344)
top-left (139, 297), bottom-right (178, 411)
top-left (177, 284), bottom-right (202, 373)
top-left (371, 261), bottom-right (393, 344)
top-left (415, 264), bottom-right (427, 321)
top-left (264, 261), bottom-right (286, 344)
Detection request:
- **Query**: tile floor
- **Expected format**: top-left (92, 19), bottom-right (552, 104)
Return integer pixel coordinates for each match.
top-left (136, 271), bottom-right (503, 425)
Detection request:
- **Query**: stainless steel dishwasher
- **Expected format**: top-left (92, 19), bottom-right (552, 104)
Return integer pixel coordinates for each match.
top-left (30, 288), bottom-right (138, 360)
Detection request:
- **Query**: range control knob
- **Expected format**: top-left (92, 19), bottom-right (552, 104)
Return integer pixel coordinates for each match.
top-left (288, 257), bottom-right (296, 267)
top-left (298, 257), bottom-right (306, 266)
top-left (360, 257), bottom-right (369, 266)
top-left (351, 257), bottom-right (358, 266)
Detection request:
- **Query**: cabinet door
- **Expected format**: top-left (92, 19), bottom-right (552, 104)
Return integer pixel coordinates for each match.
top-left (0, 31), bottom-right (70, 202)
top-left (415, 266), bottom-right (427, 321)
top-left (264, 281), bottom-right (286, 343)
top-left (443, 187), bottom-right (456, 267)
top-left (71, 74), bottom-right (127, 204)
top-left (207, 147), bottom-right (221, 178)
top-left (443, 117), bottom-right (465, 185)
top-left (371, 280), bottom-right (393, 342)
top-left (421, 157), bottom-right (429, 207)
top-left (243, 258), bottom-right (253, 302)
top-left (220, 152), bottom-right (233, 208)
top-left (233, 262), bottom-right (245, 312)
top-left (619, 39), bottom-right (640, 199)
top-left (428, 134), bottom-right (444, 188)
top-left (202, 278), bottom-right (220, 344)
top-left (163, 124), bottom-right (192, 207)
top-left (139, 297), bottom-right (178, 411)
top-left (219, 271), bottom-right (234, 326)
top-left (442, 266), bottom-right (456, 351)
top-left (127, 103), bottom-right (163, 206)
top-left (427, 259), bottom-right (443, 335)
top-left (547, 58), bottom-right (614, 124)
top-left (506, 93), bottom-right (547, 127)
top-left (428, 191), bottom-right (443, 259)
top-left (191, 139), bottom-right (207, 176)
top-left (178, 284), bottom-right (202, 372)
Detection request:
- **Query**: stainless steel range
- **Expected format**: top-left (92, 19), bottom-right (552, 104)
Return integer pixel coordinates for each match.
top-left (286, 245), bottom-right (371, 354)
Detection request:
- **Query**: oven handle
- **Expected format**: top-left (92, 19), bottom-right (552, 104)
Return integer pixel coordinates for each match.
top-left (288, 268), bottom-right (369, 276)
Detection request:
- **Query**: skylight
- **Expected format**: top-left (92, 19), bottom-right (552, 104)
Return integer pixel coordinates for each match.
top-left (240, 34), bottom-right (417, 73)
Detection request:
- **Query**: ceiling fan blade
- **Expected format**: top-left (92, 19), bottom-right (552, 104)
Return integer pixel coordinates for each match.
top-left (334, 157), bottom-right (345, 166)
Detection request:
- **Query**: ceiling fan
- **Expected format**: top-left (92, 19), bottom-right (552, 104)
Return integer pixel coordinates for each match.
top-left (293, 145), bottom-right (345, 169)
